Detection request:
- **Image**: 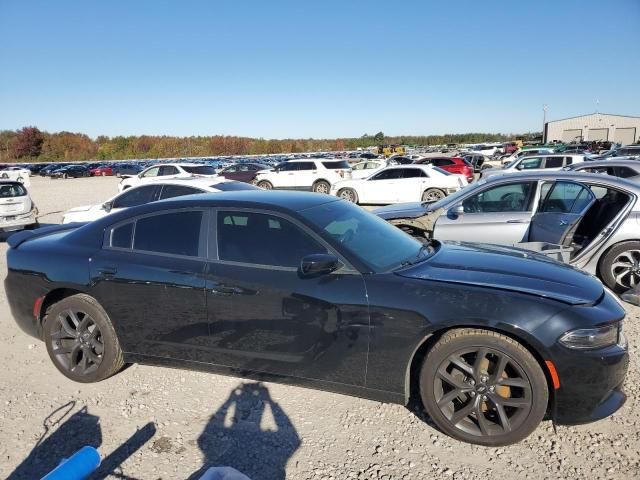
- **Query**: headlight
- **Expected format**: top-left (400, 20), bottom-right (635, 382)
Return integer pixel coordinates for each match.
top-left (559, 323), bottom-right (621, 350)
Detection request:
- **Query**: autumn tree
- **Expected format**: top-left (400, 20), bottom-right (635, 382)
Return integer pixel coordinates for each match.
top-left (12, 126), bottom-right (44, 159)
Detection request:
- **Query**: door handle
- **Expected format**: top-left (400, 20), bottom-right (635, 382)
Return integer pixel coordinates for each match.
top-left (211, 286), bottom-right (242, 296)
top-left (98, 266), bottom-right (117, 276)
top-left (506, 219), bottom-right (525, 224)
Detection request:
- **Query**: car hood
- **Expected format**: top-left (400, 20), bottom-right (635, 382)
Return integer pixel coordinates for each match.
top-left (373, 202), bottom-right (432, 219)
top-left (395, 241), bottom-right (604, 305)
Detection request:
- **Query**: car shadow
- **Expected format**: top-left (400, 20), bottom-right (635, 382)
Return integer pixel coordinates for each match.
top-left (7, 401), bottom-right (156, 480)
top-left (188, 382), bottom-right (301, 480)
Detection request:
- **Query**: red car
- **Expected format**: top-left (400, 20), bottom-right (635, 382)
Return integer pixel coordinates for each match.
top-left (415, 157), bottom-right (474, 182)
top-left (90, 165), bottom-right (114, 176)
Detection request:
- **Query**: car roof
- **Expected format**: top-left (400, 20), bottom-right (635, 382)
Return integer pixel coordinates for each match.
top-left (569, 159), bottom-right (640, 168)
top-left (482, 170), bottom-right (640, 193)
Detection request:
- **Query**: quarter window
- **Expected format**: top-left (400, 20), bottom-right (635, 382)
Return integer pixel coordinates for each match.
top-left (110, 222), bottom-right (133, 249)
top-left (217, 211), bottom-right (326, 267)
top-left (133, 211), bottom-right (203, 256)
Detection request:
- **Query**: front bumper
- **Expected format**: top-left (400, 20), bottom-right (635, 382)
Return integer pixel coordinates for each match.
top-left (545, 292), bottom-right (629, 424)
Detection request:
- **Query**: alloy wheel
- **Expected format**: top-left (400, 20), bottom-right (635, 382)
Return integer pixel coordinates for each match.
top-left (339, 189), bottom-right (356, 202)
top-left (48, 310), bottom-right (104, 376)
top-left (314, 182), bottom-right (329, 194)
top-left (433, 347), bottom-right (533, 438)
top-left (423, 189), bottom-right (445, 202)
top-left (610, 249), bottom-right (640, 289)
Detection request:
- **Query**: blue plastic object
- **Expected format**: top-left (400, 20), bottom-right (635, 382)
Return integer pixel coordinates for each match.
top-left (41, 445), bottom-right (101, 480)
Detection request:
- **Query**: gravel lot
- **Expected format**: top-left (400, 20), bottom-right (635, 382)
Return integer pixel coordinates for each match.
top-left (0, 176), bottom-right (639, 479)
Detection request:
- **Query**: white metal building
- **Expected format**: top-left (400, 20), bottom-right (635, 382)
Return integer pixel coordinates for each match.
top-left (544, 113), bottom-right (640, 145)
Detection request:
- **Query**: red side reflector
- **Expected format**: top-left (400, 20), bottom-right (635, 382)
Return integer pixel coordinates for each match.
top-left (33, 296), bottom-right (44, 320)
top-left (545, 360), bottom-right (561, 389)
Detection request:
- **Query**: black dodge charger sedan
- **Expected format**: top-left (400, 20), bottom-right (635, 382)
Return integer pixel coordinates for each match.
top-left (5, 191), bottom-right (628, 446)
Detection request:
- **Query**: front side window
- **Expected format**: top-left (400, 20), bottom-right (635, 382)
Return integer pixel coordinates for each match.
top-left (217, 211), bottom-right (326, 267)
top-left (142, 167), bottom-right (160, 178)
top-left (133, 211), bottom-right (203, 256)
top-left (221, 166), bottom-right (237, 173)
top-left (352, 163), bottom-right (366, 170)
top-left (294, 162), bottom-right (316, 171)
top-left (463, 182), bottom-right (534, 213)
top-left (371, 169), bottom-right (403, 180)
top-left (277, 162), bottom-right (295, 172)
top-left (519, 157), bottom-right (542, 169)
top-left (112, 185), bottom-right (157, 209)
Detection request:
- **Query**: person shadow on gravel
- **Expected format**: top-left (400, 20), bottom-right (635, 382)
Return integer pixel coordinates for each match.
top-left (189, 382), bottom-right (301, 480)
top-left (7, 400), bottom-right (156, 480)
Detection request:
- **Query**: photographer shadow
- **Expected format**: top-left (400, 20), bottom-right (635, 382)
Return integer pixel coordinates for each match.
top-left (189, 382), bottom-right (301, 480)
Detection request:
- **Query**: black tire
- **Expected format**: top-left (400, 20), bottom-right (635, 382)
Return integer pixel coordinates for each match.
top-left (482, 164), bottom-right (493, 170)
top-left (337, 187), bottom-right (358, 203)
top-left (1, 173), bottom-right (8, 179)
top-left (420, 328), bottom-right (548, 446)
top-left (43, 294), bottom-right (124, 383)
top-left (598, 241), bottom-right (640, 292)
top-left (312, 180), bottom-right (331, 194)
top-left (63, 173), bottom-right (68, 179)
top-left (257, 180), bottom-right (273, 190)
top-left (422, 188), bottom-right (446, 202)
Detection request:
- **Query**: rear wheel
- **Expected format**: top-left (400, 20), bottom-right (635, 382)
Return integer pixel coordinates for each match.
top-left (599, 241), bottom-right (640, 292)
top-left (420, 328), bottom-right (548, 446)
top-left (43, 294), bottom-right (124, 383)
top-left (312, 180), bottom-right (331, 194)
top-left (337, 188), bottom-right (358, 203)
top-left (422, 188), bottom-right (446, 202)
top-left (63, 173), bottom-right (68, 179)
top-left (1, 173), bottom-right (8, 179)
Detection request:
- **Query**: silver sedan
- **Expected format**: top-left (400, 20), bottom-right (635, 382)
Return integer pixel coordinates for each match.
top-left (374, 171), bottom-right (640, 293)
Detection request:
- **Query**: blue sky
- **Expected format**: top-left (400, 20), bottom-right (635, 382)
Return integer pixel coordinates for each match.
top-left (1, 0), bottom-right (639, 138)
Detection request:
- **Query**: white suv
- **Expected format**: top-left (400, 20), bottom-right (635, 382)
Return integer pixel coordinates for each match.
top-left (118, 163), bottom-right (217, 192)
top-left (482, 154), bottom-right (586, 179)
top-left (253, 159), bottom-right (352, 193)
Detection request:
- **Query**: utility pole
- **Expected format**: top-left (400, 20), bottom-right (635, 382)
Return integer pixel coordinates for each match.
top-left (542, 104), bottom-right (548, 143)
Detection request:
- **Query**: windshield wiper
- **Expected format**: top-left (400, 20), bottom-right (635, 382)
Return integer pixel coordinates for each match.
top-left (395, 242), bottom-right (434, 269)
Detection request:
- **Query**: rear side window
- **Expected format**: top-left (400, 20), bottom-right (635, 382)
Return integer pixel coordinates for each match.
top-left (217, 211), bottom-right (326, 267)
top-left (182, 165), bottom-right (217, 175)
top-left (615, 166), bottom-right (639, 178)
top-left (541, 182), bottom-right (594, 214)
top-left (322, 160), bottom-right (350, 169)
top-left (543, 157), bottom-right (564, 168)
top-left (0, 184), bottom-right (26, 197)
top-left (133, 211), bottom-right (203, 256)
top-left (160, 185), bottom-right (202, 199)
top-left (401, 168), bottom-right (427, 178)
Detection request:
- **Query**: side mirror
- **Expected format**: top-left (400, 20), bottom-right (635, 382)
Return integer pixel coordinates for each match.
top-left (103, 201), bottom-right (113, 212)
top-left (300, 253), bottom-right (340, 277)
top-left (448, 204), bottom-right (464, 218)
top-left (516, 164), bottom-right (524, 170)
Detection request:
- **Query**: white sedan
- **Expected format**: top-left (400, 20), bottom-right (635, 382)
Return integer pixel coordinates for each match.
top-left (64, 177), bottom-right (259, 223)
top-left (0, 167), bottom-right (31, 186)
top-left (330, 165), bottom-right (467, 204)
top-left (350, 160), bottom-right (386, 179)
top-left (118, 163), bottom-right (218, 192)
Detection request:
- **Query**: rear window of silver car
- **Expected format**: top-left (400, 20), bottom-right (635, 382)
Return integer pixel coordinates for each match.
top-left (0, 184), bottom-right (27, 197)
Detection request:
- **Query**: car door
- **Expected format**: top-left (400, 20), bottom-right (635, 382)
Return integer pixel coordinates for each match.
top-left (527, 181), bottom-right (596, 245)
top-left (293, 161), bottom-right (316, 189)
top-left (434, 181), bottom-right (538, 244)
top-left (395, 168), bottom-right (428, 202)
top-left (272, 162), bottom-right (296, 188)
top-left (363, 168), bottom-right (404, 203)
top-left (89, 209), bottom-right (211, 360)
top-left (204, 209), bottom-right (369, 385)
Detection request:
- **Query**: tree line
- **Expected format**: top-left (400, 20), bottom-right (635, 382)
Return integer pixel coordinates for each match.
top-left (0, 127), bottom-right (539, 163)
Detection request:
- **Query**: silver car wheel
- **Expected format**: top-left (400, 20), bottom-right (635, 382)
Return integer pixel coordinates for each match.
top-left (610, 249), bottom-right (640, 289)
top-left (422, 189), bottom-right (445, 202)
top-left (339, 189), bottom-right (356, 202)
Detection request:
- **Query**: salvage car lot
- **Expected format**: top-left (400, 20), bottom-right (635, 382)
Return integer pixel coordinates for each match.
top-left (1, 176), bottom-right (639, 479)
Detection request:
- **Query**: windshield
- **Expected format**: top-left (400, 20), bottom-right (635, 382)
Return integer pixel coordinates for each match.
top-left (300, 201), bottom-right (424, 272)
top-left (182, 165), bottom-right (217, 175)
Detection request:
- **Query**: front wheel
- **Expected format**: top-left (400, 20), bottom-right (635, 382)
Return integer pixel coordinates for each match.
top-left (598, 241), bottom-right (640, 292)
top-left (257, 180), bottom-right (273, 190)
top-left (422, 188), bottom-right (446, 202)
top-left (420, 328), bottom-right (548, 446)
top-left (312, 180), bottom-right (331, 194)
top-left (337, 188), bottom-right (358, 203)
top-left (43, 294), bottom-right (124, 383)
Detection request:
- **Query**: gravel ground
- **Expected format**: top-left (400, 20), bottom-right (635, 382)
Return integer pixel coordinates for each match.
top-left (0, 176), bottom-right (639, 479)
